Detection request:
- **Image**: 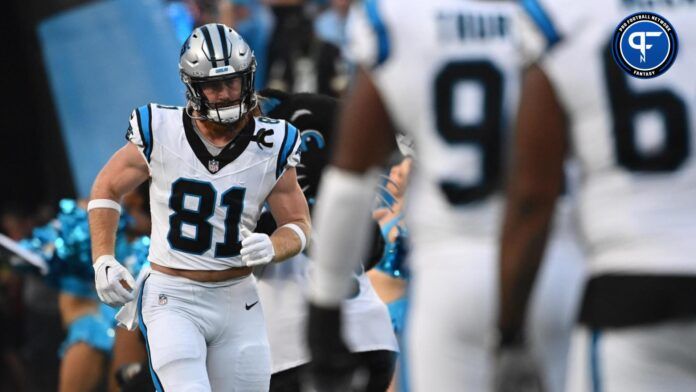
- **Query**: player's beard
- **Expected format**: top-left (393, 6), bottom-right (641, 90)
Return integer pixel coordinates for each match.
top-left (202, 99), bottom-right (243, 128)
top-left (202, 109), bottom-right (250, 137)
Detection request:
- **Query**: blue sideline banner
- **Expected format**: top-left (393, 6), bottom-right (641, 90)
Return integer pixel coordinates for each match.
top-left (39, 0), bottom-right (186, 197)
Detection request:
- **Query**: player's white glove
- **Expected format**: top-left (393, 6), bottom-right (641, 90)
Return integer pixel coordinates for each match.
top-left (240, 227), bottom-right (275, 267)
top-left (93, 255), bottom-right (136, 307)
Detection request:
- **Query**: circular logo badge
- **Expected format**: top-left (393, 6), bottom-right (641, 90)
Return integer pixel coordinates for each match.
top-left (611, 12), bottom-right (678, 78)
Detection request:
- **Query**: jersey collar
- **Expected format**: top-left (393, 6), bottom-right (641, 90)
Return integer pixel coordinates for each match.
top-left (182, 112), bottom-right (255, 174)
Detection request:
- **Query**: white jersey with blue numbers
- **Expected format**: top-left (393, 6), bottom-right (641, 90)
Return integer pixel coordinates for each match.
top-left (347, 0), bottom-right (527, 251)
top-left (126, 104), bottom-right (300, 270)
top-left (522, 0), bottom-right (696, 276)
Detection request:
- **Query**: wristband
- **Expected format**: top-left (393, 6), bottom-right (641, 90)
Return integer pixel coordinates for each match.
top-left (282, 223), bottom-right (307, 252)
top-left (87, 199), bottom-right (122, 214)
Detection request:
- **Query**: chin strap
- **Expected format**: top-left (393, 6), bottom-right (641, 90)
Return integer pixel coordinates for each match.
top-left (184, 104), bottom-right (206, 121)
top-left (186, 102), bottom-right (242, 124)
top-left (207, 103), bottom-right (244, 124)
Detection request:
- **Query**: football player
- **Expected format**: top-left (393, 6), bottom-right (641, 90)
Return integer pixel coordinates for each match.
top-left (89, 24), bottom-right (310, 391)
top-left (255, 89), bottom-right (399, 392)
top-left (307, 0), bottom-right (584, 390)
top-left (499, 1), bottom-right (696, 390)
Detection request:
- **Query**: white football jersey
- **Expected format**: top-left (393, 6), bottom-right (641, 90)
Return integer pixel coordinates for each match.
top-left (346, 0), bottom-right (527, 251)
top-left (347, 3), bottom-right (584, 390)
top-left (524, 0), bottom-right (696, 276)
top-left (257, 254), bottom-right (398, 373)
top-left (126, 104), bottom-right (300, 270)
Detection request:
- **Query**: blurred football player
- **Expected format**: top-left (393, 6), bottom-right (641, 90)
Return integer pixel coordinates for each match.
top-left (255, 89), bottom-right (399, 392)
top-left (499, 1), bottom-right (696, 390)
top-left (89, 23), bottom-right (310, 391)
top-left (306, 0), bottom-right (586, 390)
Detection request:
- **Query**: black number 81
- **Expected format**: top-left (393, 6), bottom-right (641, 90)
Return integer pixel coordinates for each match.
top-left (167, 179), bottom-right (246, 257)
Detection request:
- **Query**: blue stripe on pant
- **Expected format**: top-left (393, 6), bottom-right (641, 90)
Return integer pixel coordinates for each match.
top-left (590, 330), bottom-right (602, 392)
top-left (138, 275), bottom-right (165, 392)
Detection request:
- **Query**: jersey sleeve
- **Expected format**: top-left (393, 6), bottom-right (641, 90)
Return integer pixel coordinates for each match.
top-left (275, 121), bottom-right (301, 179)
top-left (345, 0), bottom-right (391, 70)
top-left (516, 0), bottom-right (588, 65)
top-left (125, 104), bottom-right (154, 164)
top-left (514, 4), bottom-right (552, 67)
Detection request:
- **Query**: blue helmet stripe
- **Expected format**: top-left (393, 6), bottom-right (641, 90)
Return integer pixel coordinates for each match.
top-left (364, 0), bottom-right (390, 67)
top-left (137, 105), bottom-right (153, 162)
top-left (277, 122), bottom-right (299, 178)
top-left (521, 0), bottom-right (561, 49)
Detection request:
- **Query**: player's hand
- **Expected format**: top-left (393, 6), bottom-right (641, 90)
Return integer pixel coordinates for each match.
top-left (240, 228), bottom-right (275, 267)
top-left (494, 342), bottom-right (545, 392)
top-left (303, 303), bottom-right (366, 392)
top-left (93, 255), bottom-right (136, 307)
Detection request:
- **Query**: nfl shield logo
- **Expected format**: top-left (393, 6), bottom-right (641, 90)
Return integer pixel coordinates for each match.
top-left (158, 294), bottom-right (168, 305)
top-left (208, 159), bottom-right (219, 173)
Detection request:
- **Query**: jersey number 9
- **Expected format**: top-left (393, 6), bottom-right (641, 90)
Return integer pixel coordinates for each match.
top-left (434, 60), bottom-right (504, 205)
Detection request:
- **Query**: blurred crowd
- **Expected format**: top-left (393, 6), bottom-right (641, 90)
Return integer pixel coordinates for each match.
top-left (166, 0), bottom-right (352, 97)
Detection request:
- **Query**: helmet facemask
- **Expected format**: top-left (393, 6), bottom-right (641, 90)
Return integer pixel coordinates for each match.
top-left (182, 63), bottom-right (257, 124)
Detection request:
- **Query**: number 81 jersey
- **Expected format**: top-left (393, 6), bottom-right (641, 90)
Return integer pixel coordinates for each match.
top-left (126, 104), bottom-right (300, 270)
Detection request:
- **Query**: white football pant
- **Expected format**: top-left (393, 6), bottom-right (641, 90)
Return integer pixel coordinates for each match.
top-left (138, 270), bottom-right (271, 392)
top-left (566, 320), bottom-right (696, 392)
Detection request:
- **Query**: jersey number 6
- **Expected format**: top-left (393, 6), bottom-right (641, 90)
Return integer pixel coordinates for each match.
top-left (603, 43), bottom-right (689, 173)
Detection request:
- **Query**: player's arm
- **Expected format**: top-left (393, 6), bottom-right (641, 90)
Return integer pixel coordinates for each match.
top-left (303, 65), bottom-right (398, 391)
top-left (90, 143), bottom-right (149, 260)
top-left (265, 167), bottom-right (311, 262)
top-left (310, 66), bottom-right (398, 306)
top-left (88, 143), bottom-right (149, 306)
top-left (498, 64), bottom-right (567, 343)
